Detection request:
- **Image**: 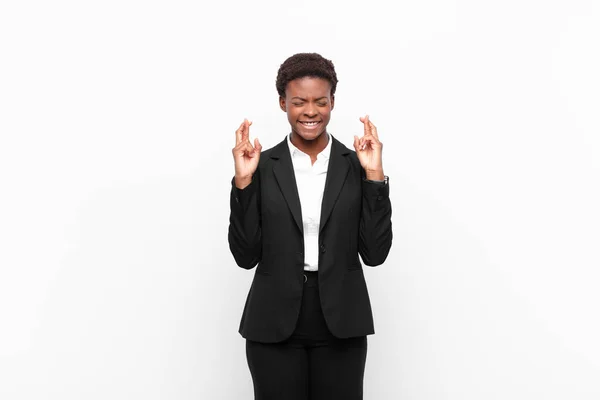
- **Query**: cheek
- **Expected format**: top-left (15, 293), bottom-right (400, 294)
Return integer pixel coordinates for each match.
top-left (288, 110), bottom-right (301, 120)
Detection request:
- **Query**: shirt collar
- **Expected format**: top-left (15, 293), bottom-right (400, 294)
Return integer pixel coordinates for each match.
top-left (287, 132), bottom-right (332, 161)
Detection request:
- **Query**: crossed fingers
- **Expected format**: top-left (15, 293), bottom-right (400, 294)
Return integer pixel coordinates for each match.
top-left (355, 115), bottom-right (382, 151)
top-left (233, 119), bottom-right (260, 158)
top-left (235, 119), bottom-right (252, 146)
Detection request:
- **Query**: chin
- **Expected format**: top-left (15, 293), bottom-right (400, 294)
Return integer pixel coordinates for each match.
top-left (296, 129), bottom-right (326, 142)
top-left (300, 133), bottom-right (320, 141)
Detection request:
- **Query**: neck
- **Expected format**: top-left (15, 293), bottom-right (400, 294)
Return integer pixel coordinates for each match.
top-left (290, 131), bottom-right (329, 161)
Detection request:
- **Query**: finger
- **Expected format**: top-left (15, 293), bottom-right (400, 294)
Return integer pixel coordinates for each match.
top-left (365, 136), bottom-right (382, 150)
top-left (362, 132), bottom-right (379, 143)
top-left (254, 138), bottom-right (262, 153)
top-left (355, 135), bottom-right (369, 151)
top-left (361, 138), bottom-right (369, 151)
top-left (242, 119), bottom-right (251, 142)
top-left (234, 140), bottom-right (255, 157)
top-left (363, 115), bottom-right (370, 137)
top-left (245, 141), bottom-right (258, 158)
top-left (363, 135), bottom-right (382, 150)
top-left (353, 135), bottom-right (360, 151)
top-left (362, 137), bottom-right (371, 151)
top-left (235, 120), bottom-right (246, 145)
top-left (368, 120), bottom-right (379, 139)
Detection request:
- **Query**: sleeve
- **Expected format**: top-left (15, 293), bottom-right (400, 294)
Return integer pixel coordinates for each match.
top-left (228, 171), bottom-right (262, 269)
top-left (358, 175), bottom-right (393, 266)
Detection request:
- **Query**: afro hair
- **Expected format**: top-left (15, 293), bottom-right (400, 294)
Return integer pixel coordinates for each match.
top-left (275, 53), bottom-right (338, 97)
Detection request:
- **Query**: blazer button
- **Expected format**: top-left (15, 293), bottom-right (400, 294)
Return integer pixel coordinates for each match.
top-left (320, 245), bottom-right (326, 253)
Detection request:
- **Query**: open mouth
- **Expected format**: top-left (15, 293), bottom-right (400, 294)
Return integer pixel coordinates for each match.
top-left (299, 121), bottom-right (321, 128)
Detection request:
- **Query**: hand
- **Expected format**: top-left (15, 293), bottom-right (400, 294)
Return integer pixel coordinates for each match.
top-left (354, 115), bottom-right (384, 180)
top-left (232, 119), bottom-right (262, 189)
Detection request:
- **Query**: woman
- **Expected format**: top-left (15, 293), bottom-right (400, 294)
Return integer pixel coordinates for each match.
top-left (229, 53), bottom-right (392, 400)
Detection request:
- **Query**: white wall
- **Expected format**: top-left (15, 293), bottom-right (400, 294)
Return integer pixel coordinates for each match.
top-left (1, 0), bottom-right (599, 399)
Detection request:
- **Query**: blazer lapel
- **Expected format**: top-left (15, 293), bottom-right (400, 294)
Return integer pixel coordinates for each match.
top-left (271, 139), bottom-right (303, 233)
top-left (320, 136), bottom-right (350, 232)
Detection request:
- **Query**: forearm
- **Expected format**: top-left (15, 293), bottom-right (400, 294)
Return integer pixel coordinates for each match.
top-left (365, 168), bottom-right (385, 181)
top-left (358, 179), bottom-right (392, 266)
top-left (228, 175), bottom-right (262, 269)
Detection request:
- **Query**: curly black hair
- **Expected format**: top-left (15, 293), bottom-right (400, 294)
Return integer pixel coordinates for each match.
top-left (275, 53), bottom-right (338, 97)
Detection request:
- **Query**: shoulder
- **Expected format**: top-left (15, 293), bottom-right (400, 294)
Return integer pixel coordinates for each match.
top-left (331, 135), bottom-right (360, 165)
top-left (259, 146), bottom-right (276, 163)
top-left (257, 137), bottom-right (288, 169)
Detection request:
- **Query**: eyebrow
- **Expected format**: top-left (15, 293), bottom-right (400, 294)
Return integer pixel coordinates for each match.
top-left (291, 96), bottom-right (328, 101)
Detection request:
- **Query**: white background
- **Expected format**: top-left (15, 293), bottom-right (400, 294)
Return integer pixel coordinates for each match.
top-left (1, 0), bottom-right (599, 399)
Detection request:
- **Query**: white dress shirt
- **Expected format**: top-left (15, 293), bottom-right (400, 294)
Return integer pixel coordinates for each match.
top-left (287, 133), bottom-right (332, 271)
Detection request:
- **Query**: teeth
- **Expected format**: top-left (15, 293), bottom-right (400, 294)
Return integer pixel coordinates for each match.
top-left (302, 122), bottom-right (319, 126)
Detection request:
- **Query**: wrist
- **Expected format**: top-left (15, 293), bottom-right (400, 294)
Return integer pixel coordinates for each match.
top-left (365, 169), bottom-right (384, 181)
top-left (234, 175), bottom-right (253, 189)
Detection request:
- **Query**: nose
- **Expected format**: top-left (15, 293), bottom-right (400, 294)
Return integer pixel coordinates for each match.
top-left (304, 104), bottom-right (317, 118)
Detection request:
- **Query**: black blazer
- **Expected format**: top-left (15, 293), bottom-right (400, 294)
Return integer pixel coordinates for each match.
top-left (228, 136), bottom-right (392, 343)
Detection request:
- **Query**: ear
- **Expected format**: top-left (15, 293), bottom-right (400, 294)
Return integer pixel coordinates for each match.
top-left (279, 96), bottom-right (286, 112)
top-left (331, 94), bottom-right (335, 110)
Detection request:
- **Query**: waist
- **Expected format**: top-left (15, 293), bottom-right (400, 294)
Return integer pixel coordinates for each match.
top-left (303, 270), bottom-right (319, 287)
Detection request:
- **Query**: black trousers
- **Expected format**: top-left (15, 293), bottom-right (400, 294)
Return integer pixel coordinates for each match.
top-left (245, 271), bottom-right (368, 400)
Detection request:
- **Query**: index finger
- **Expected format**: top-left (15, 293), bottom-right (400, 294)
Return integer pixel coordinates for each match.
top-left (369, 120), bottom-right (379, 139)
top-left (360, 115), bottom-right (371, 137)
top-left (235, 120), bottom-right (246, 145)
top-left (235, 119), bottom-right (252, 144)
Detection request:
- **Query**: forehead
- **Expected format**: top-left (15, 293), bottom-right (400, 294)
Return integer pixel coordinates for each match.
top-left (285, 77), bottom-right (332, 98)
